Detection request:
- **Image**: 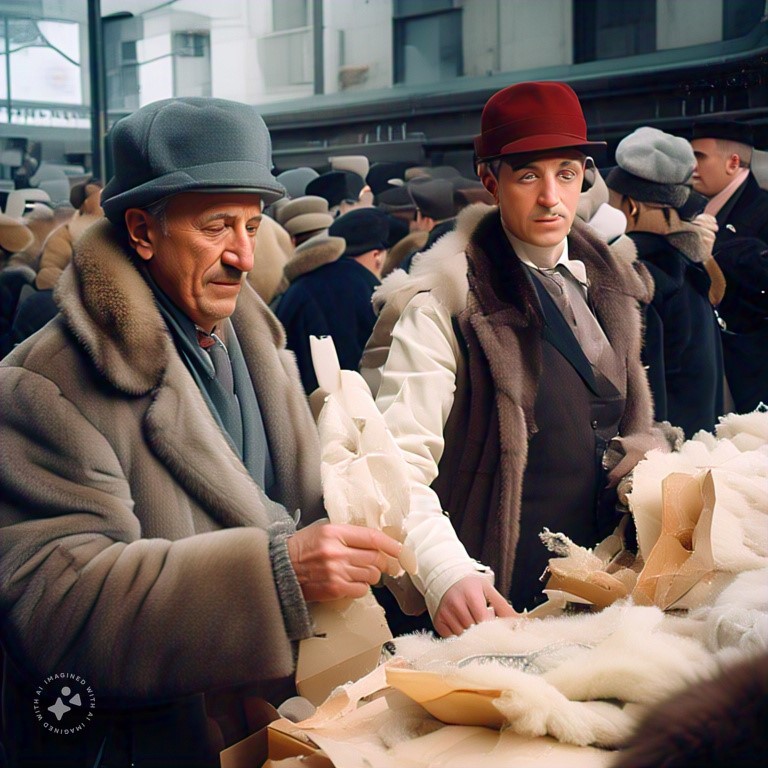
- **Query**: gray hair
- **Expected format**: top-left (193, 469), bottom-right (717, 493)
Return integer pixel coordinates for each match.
top-left (144, 197), bottom-right (169, 234)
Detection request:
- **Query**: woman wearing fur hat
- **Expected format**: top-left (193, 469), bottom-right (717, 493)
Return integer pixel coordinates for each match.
top-left (606, 127), bottom-right (724, 439)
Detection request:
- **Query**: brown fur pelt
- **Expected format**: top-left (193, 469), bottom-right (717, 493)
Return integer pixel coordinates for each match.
top-left (612, 651), bottom-right (768, 768)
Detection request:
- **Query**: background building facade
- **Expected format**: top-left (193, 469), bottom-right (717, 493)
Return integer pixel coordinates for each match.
top-left (0, 0), bottom-right (765, 204)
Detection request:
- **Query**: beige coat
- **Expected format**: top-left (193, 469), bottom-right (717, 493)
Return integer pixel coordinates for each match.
top-left (0, 220), bottom-right (323, 758)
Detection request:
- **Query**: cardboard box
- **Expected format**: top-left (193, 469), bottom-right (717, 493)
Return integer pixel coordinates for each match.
top-left (296, 592), bottom-right (392, 706)
top-left (221, 716), bottom-right (331, 768)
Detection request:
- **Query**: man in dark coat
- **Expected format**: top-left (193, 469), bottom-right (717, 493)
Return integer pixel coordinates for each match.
top-left (691, 120), bottom-right (768, 247)
top-left (690, 120), bottom-right (768, 413)
top-left (276, 207), bottom-right (388, 393)
top-left (0, 97), bottom-right (401, 767)
top-left (607, 126), bottom-right (724, 438)
top-left (715, 236), bottom-right (768, 413)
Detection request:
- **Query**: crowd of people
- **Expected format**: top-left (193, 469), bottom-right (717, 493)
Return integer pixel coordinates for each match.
top-left (0, 83), bottom-right (766, 766)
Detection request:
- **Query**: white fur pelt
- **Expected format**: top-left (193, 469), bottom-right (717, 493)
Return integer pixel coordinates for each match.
top-left (628, 409), bottom-right (768, 567)
top-left (393, 603), bottom-right (715, 747)
top-left (666, 567), bottom-right (768, 662)
top-left (387, 411), bottom-right (768, 750)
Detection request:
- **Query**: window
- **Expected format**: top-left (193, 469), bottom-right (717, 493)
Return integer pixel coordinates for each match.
top-left (103, 15), bottom-right (141, 112)
top-left (273, 0), bottom-right (309, 32)
top-left (394, 2), bottom-right (462, 85)
top-left (573, 0), bottom-right (656, 63)
top-left (120, 40), bottom-right (136, 63)
top-left (174, 32), bottom-right (207, 58)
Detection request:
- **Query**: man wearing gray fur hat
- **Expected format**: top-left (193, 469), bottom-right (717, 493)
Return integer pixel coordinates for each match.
top-left (0, 97), bottom-right (401, 766)
top-left (606, 126), bottom-right (724, 438)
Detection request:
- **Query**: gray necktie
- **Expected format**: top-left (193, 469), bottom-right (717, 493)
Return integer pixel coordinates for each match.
top-left (207, 334), bottom-right (235, 394)
top-left (541, 266), bottom-right (609, 366)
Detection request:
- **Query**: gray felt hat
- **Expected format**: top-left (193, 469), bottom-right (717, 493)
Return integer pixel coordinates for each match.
top-left (277, 167), bottom-right (319, 199)
top-left (101, 97), bottom-right (286, 224)
top-left (606, 126), bottom-right (695, 209)
top-left (276, 195), bottom-right (333, 237)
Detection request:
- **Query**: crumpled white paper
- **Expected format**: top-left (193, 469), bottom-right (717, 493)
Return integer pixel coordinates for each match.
top-left (311, 335), bottom-right (417, 575)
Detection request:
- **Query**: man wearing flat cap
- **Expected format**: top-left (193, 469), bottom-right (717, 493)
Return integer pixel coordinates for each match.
top-left (605, 126), bottom-right (724, 438)
top-left (0, 97), bottom-right (401, 766)
top-left (276, 207), bottom-right (388, 393)
top-left (690, 120), bottom-right (768, 246)
top-left (364, 81), bottom-right (664, 637)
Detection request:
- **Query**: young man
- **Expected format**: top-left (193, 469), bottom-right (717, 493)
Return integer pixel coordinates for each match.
top-left (366, 82), bottom-right (662, 637)
top-left (0, 97), bottom-right (401, 766)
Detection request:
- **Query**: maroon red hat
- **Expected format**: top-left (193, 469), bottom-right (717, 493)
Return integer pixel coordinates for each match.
top-left (474, 81), bottom-right (605, 161)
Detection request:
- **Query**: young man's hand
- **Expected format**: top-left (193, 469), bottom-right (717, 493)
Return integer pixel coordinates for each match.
top-left (433, 575), bottom-right (517, 637)
top-left (287, 523), bottom-right (402, 602)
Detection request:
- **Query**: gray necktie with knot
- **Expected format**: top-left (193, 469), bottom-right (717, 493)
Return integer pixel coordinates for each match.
top-left (197, 330), bottom-right (235, 394)
top-left (197, 328), bottom-right (243, 453)
top-left (539, 265), bottom-right (609, 366)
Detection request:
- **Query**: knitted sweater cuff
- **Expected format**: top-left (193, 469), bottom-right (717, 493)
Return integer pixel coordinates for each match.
top-left (268, 518), bottom-right (313, 642)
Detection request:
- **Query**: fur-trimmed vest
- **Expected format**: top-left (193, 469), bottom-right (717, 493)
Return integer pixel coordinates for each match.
top-left (365, 205), bottom-right (656, 602)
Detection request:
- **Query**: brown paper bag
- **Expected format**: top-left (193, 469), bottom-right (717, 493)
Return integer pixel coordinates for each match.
top-left (632, 471), bottom-right (717, 610)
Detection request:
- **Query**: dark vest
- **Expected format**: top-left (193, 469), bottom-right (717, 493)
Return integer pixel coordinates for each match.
top-left (432, 214), bottom-right (627, 611)
top-left (512, 280), bottom-right (624, 610)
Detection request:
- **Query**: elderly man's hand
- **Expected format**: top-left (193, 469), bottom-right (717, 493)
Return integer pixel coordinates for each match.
top-left (433, 575), bottom-right (517, 637)
top-left (287, 523), bottom-right (403, 602)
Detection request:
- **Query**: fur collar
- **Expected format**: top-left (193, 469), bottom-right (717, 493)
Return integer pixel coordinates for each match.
top-left (373, 204), bottom-right (653, 316)
top-left (68, 211), bottom-right (103, 242)
top-left (56, 219), bottom-right (287, 396)
top-left (373, 203), bottom-right (489, 315)
top-left (56, 219), bottom-right (170, 394)
top-left (284, 235), bottom-right (345, 282)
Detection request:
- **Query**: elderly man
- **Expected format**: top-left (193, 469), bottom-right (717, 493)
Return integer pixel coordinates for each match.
top-left (365, 82), bottom-right (660, 637)
top-left (690, 120), bottom-right (768, 246)
top-left (0, 98), bottom-right (400, 767)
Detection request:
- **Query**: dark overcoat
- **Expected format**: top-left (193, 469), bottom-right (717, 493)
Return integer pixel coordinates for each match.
top-left (276, 257), bottom-right (380, 392)
top-left (629, 231), bottom-right (724, 437)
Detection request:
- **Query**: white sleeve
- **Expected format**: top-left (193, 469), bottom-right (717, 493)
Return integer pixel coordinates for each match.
top-left (376, 293), bottom-right (486, 617)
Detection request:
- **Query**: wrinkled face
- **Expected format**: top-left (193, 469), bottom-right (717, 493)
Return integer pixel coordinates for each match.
top-left (482, 150), bottom-right (585, 247)
top-left (691, 138), bottom-right (732, 197)
top-left (137, 192), bottom-right (262, 332)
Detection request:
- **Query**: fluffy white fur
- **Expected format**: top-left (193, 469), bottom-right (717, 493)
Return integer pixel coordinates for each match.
top-left (628, 410), bottom-right (768, 564)
top-left (392, 604), bottom-right (719, 747)
top-left (668, 567), bottom-right (768, 661)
